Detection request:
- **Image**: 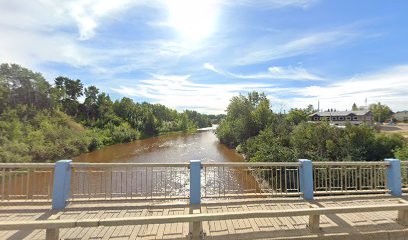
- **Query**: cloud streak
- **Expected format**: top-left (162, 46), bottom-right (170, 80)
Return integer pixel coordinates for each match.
top-left (204, 63), bottom-right (322, 81)
top-left (223, 0), bottom-right (319, 9)
top-left (233, 30), bottom-right (358, 66)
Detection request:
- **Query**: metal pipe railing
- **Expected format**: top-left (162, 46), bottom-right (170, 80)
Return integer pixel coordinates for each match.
top-left (0, 160), bottom-right (402, 202)
top-left (313, 162), bottom-right (388, 195)
top-left (70, 164), bottom-right (190, 200)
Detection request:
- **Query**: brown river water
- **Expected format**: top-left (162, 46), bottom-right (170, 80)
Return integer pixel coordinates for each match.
top-left (74, 129), bottom-right (244, 164)
top-left (71, 129), bottom-right (258, 198)
top-left (3, 129), bottom-right (260, 200)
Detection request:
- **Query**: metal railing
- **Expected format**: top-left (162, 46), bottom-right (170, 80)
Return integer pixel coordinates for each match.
top-left (313, 162), bottom-right (389, 195)
top-left (0, 163), bottom-right (54, 200)
top-left (401, 161), bottom-right (408, 192)
top-left (202, 162), bottom-right (301, 197)
top-left (70, 163), bottom-right (190, 200)
top-left (0, 160), bottom-right (402, 202)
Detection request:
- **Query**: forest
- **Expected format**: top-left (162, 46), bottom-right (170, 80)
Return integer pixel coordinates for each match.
top-left (0, 63), bottom-right (216, 163)
top-left (216, 92), bottom-right (408, 162)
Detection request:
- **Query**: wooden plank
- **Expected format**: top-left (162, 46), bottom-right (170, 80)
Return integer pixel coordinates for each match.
top-left (1, 203), bottom-right (408, 231)
top-left (222, 205), bottom-right (236, 235)
top-left (101, 210), bottom-right (123, 240)
top-left (62, 211), bottom-right (89, 239)
top-left (128, 209), bottom-right (147, 240)
top-left (79, 210), bottom-right (106, 240)
top-left (156, 209), bottom-right (168, 239)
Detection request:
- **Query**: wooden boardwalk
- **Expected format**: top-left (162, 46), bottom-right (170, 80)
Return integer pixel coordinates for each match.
top-left (1, 195), bottom-right (408, 239)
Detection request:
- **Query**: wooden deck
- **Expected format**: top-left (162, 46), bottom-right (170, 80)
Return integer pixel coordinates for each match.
top-left (1, 195), bottom-right (408, 239)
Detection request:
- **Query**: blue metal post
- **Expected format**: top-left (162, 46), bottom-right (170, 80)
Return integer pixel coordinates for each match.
top-left (299, 159), bottom-right (314, 200)
top-left (385, 158), bottom-right (402, 196)
top-left (190, 160), bottom-right (201, 205)
top-left (52, 160), bottom-right (72, 210)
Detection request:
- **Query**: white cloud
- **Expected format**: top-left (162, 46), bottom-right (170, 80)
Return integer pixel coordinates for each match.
top-left (0, 0), bottom-right (325, 74)
top-left (203, 63), bottom-right (219, 73)
top-left (112, 74), bottom-right (273, 113)
top-left (280, 65), bottom-right (408, 111)
top-left (204, 63), bottom-right (322, 81)
top-left (233, 31), bottom-right (357, 66)
top-left (223, 0), bottom-right (319, 9)
top-left (0, 0), bottom-right (141, 41)
top-left (67, 0), bottom-right (145, 40)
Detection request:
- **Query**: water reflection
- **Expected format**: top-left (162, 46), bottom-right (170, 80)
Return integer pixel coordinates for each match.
top-left (74, 131), bottom-right (245, 164)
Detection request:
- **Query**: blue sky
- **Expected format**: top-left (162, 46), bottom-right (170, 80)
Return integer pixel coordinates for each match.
top-left (1, 0), bottom-right (408, 113)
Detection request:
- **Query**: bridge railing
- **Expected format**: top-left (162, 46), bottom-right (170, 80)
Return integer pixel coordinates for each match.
top-left (0, 159), bottom-right (405, 205)
top-left (0, 163), bottom-right (54, 201)
top-left (70, 163), bottom-right (190, 200)
top-left (313, 162), bottom-right (389, 195)
top-left (201, 162), bottom-right (301, 198)
top-left (401, 161), bottom-right (408, 192)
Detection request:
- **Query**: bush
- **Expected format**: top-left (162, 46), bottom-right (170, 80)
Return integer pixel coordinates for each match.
top-left (395, 144), bottom-right (408, 160)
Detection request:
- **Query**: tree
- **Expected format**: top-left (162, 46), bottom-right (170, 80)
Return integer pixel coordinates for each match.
top-left (217, 92), bottom-right (272, 147)
top-left (395, 144), bottom-right (408, 160)
top-left (83, 86), bottom-right (99, 119)
top-left (96, 93), bottom-right (115, 126)
top-left (53, 76), bottom-right (84, 116)
top-left (0, 63), bottom-right (51, 110)
top-left (369, 102), bottom-right (392, 122)
top-left (64, 78), bottom-right (83, 101)
top-left (286, 109), bottom-right (308, 125)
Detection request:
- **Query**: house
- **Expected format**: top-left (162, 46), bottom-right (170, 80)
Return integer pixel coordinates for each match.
top-left (309, 110), bottom-right (373, 125)
top-left (393, 111), bottom-right (408, 122)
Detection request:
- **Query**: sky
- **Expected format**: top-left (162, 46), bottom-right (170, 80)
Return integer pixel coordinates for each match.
top-left (1, 0), bottom-right (408, 114)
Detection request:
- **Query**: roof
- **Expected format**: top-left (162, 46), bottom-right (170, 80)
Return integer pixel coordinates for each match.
top-left (309, 110), bottom-right (370, 117)
top-left (394, 111), bottom-right (408, 116)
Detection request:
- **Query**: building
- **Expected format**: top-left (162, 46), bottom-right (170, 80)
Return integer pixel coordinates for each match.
top-left (393, 111), bottom-right (408, 122)
top-left (309, 110), bottom-right (373, 125)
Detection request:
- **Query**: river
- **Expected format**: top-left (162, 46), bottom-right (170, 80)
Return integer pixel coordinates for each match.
top-left (5, 129), bottom-right (259, 199)
top-left (72, 129), bottom-right (260, 198)
top-left (3, 129), bottom-right (259, 200)
top-left (74, 129), bottom-right (245, 164)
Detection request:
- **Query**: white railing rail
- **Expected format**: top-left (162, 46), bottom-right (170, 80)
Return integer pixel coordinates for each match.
top-left (401, 161), bottom-right (408, 192)
top-left (70, 163), bottom-right (190, 200)
top-left (201, 162), bottom-right (301, 197)
top-left (313, 161), bottom-right (389, 195)
top-left (0, 160), bottom-right (404, 203)
top-left (0, 163), bottom-right (54, 201)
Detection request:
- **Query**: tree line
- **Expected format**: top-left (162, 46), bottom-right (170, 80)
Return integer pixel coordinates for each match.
top-left (0, 63), bottom-right (220, 163)
top-left (216, 92), bottom-right (408, 162)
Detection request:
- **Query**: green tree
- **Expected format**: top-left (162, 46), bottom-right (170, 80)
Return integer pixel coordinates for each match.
top-left (0, 63), bottom-right (51, 110)
top-left (369, 102), bottom-right (392, 122)
top-left (286, 109), bottom-right (309, 125)
top-left (395, 144), bottom-right (408, 160)
top-left (83, 86), bottom-right (99, 119)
